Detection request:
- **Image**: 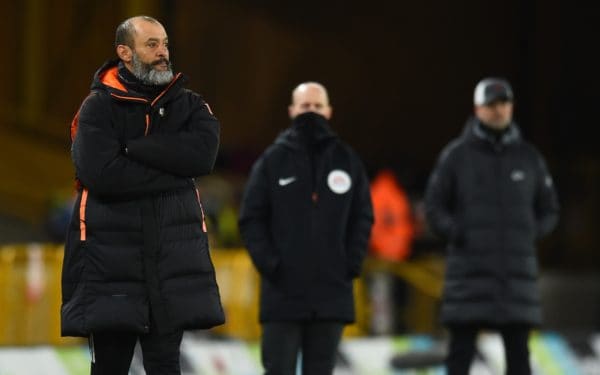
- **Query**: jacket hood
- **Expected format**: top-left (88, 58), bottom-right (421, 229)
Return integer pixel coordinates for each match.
top-left (462, 116), bottom-right (521, 147)
top-left (274, 112), bottom-right (337, 150)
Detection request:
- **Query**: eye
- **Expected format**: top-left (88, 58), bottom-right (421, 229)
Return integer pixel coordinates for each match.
top-left (147, 41), bottom-right (158, 48)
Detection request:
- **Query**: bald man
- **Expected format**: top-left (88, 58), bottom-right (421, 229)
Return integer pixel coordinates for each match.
top-left (239, 82), bottom-right (374, 374)
top-left (61, 15), bottom-right (224, 375)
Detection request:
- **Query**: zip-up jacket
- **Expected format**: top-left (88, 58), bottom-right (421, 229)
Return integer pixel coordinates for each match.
top-left (424, 117), bottom-right (560, 326)
top-left (61, 59), bottom-right (225, 337)
top-left (238, 112), bottom-right (374, 323)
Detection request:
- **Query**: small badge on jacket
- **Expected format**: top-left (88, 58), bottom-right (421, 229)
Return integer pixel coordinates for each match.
top-left (327, 170), bottom-right (352, 194)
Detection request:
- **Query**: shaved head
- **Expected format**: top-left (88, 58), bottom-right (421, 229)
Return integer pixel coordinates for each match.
top-left (288, 82), bottom-right (332, 120)
top-left (115, 15), bottom-right (161, 48)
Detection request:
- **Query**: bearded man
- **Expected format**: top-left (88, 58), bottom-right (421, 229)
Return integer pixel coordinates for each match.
top-left (61, 15), bottom-right (224, 375)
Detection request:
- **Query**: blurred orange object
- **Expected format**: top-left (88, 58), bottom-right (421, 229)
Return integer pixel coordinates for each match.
top-left (369, 170), bottom-right (415, 262)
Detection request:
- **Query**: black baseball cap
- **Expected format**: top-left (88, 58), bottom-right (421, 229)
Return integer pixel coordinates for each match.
top-left (473, 78), bottom-right (514, 105)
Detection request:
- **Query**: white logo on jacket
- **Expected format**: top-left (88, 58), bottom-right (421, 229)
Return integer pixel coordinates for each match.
top-left (327, 170), bottom-right (352, 194)
top-left (511, 169), bottom-right (525, 181)
top-left (278, 176), bottom-right (296, 186)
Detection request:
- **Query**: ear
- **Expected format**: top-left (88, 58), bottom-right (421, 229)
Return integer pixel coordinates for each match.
top-left (116, 45), bottom-right (133, 63)
top-left (325, 106), bottom-right (333, 120)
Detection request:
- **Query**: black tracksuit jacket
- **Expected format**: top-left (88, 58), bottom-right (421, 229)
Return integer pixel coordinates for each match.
top-left (239, 112), bottom-right (374, 323)
top-left (425, 117), bottom-right (560, 326)
top-left (61, 60), bottom-right (224, 337)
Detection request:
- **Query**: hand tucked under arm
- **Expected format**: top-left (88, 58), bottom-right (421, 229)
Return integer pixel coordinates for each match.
top-left (125, 97), bottom-right (220, 177)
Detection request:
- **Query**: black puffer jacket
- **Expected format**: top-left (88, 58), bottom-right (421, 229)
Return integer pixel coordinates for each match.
top-left (425, 117), bottom-right (559, 326)
top-left (239, 113), bottom-right (374, 323)
top-left (61, 60), bottom-right (225, 337)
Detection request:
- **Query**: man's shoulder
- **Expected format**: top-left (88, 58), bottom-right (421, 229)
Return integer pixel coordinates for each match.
top-left (174, 88), bottom-right (199, 103)
top-left (327, 139), bottom-right (365, 165)
top-left (78, 89), bottom-right (110, 111)
top-left (511, 138), bottom-right (547, 165)
top-left (181, 88), bottom-right (201, 98)
top-left (335, 138), bottom-right (359, 154)
top-left (261, 141), bottom-right (288, 160)
top-left (438, 137), bottom-right (467, 163)
top-left (179, 88), bottom-right (215, 111)
top-left (512, 135), bottom-right (538, 152)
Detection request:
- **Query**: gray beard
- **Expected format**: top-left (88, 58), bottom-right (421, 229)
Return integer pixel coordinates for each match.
top-left (131, 53), bottom-right (174, 86)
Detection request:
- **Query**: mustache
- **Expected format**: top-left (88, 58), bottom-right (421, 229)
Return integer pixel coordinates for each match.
top-left (152, 58), bottom-right (170, 66)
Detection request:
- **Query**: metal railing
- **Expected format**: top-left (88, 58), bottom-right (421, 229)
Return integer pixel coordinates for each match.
top-left (0, 244), bottom-right (444, 345)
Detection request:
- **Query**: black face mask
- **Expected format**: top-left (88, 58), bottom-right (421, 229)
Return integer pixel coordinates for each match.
top-left (292, 112), bottom-right (328, 144)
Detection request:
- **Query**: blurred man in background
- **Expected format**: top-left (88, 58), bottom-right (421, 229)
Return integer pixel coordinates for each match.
top-left (424, 77), bottom-right (560, 374)
top-left (369, 169), bottom-right (415, 263)
top-left (61, 15), bottom-right (224, 375)
top-left (368, 168), bottom-right (415, 334)
top-left (239, 82), bottom-right (374, 375)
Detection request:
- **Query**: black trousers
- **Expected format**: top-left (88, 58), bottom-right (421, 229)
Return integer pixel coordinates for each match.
top-left (261, 321), bottom-right (345, 375)
top-left (446, 324), bottom-right (531, 375)
top-left (89, 329), bottom-right (184, 375)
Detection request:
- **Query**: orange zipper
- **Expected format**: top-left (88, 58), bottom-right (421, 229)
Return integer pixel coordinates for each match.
top-left (79, 189), bottom-right (89, 241)
top-left (194, 188), bottom-right (208, 233)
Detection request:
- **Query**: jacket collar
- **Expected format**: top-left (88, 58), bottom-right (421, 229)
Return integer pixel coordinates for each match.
top-left (91, 59), bottom-right (186, 106)
top-left (463, 116), bottom-right (521, 147)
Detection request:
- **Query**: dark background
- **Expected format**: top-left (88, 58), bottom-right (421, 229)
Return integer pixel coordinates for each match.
top-left (0, 0), bottom-right (598, 269)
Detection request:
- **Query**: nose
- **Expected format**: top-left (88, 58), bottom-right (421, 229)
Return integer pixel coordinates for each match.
top-left (157, 43), bottom-right (168, 57)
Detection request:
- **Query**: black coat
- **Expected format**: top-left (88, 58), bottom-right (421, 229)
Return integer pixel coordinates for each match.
top-left (238, 113), bottom-right (374, 323)
top-left (424, 118), bottom-right (559, 326)
top-left (61, 60), bottom-right (225, 337)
